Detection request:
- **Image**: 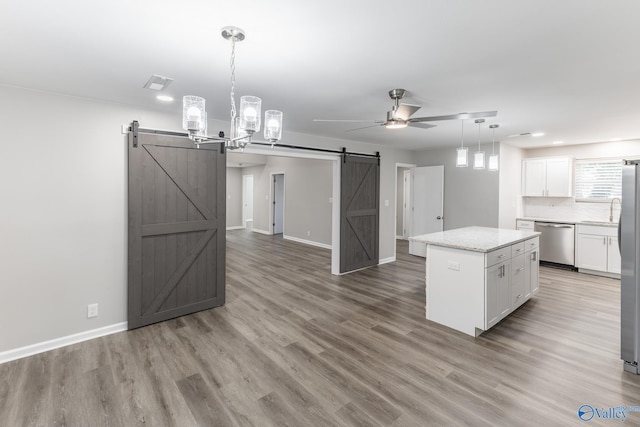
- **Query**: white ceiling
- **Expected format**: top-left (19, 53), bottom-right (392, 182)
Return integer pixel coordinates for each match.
top-left (2, 0), bottom-right (640, 150)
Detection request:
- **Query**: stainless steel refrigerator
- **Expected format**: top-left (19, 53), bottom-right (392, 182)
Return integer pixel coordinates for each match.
top-left (621, 159), bottom-right (640, 374)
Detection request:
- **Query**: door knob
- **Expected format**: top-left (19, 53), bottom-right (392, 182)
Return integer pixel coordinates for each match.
top-left (436, 216), bottom-right (443, 220)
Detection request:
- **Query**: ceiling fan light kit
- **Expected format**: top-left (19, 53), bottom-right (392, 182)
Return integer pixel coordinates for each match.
top-left (314, 88), bottom-right (496, 134)
top-left (182, 26), bottom-right (283, 149)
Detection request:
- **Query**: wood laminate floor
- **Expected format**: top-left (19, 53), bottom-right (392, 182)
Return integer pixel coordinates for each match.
top-left (2, 230), bottom-right (639, 426)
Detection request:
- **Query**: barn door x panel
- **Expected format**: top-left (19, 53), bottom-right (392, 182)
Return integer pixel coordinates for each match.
top-left (128, 131), bottom-right (225, 329)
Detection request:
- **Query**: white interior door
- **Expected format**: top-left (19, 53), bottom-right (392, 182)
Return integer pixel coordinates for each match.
top-left (409, 165), bottom-right (444, 257)
top-left (242, 175), bottom-right (254, 229)
top-left (273, 173), bottom-right (284, 234)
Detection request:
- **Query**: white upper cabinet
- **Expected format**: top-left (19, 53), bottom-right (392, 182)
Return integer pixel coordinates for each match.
top-left (522, 157), bottom-right (573, 197)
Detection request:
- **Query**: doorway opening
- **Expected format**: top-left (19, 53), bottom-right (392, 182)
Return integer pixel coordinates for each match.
top-left (395, 163), bottom-right (416, 257)
top-left (271, 173), bottom-right (285, 235)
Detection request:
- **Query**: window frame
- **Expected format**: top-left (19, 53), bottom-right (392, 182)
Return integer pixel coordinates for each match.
top-left (574, 157), bottom-right (623, 203)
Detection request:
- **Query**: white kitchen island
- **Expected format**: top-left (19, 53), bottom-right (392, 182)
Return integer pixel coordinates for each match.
top-left (410, 227), bottom-right (541, 337)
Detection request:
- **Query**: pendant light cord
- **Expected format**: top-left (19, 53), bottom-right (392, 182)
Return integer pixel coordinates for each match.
top-left (460, 120), bottom-right (464, 148)
top-left (478, 121), bottom-right (481, 150)
top-left (491, 126), bottom-right (496, 154)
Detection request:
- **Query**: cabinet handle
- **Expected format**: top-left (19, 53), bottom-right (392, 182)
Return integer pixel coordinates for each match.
top-left (498, 254), bottom-right (505, 259)
top-left (516, 248), bottom-right (522, 253)
top-left (517, 267), bottom-right (525, 272)
top-left (516, 294), bottom-right (523, 299)
top-left (609, 237), bottom-right (612, 245)
top-left (603, 237), bottom-right (607, 245)
top-left (532, 251), bottom-right (537, 261)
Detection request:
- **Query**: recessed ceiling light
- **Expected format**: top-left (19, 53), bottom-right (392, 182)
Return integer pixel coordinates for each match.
top-left (532, 132), bottom-right (545, 137)
top-left (552, 140), bottom-right (564, 145)
top-left (156, 95), bottom-right (174, 102)
top-left (143, 74), bottom-right (174, 91)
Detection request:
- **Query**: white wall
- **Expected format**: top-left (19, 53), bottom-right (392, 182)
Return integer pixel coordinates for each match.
top-left (226, 168), bottom-right (243, 228)
top-left (0, 84), bottom-right (181, 354)
top-left (240, 157), bottom-right (333, 245)
top-left (412, 146), bottom-right (500, 230)
top-left (498, 143), bottom-right (524, 228)
top-left (0, 84), bottom-right (414, 356)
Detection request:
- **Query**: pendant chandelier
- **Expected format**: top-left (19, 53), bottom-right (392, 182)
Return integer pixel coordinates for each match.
top-left (456, 120), bottom-right (468, 167)
top-left (488, 124), bottom-right (499, 171)
top-left (473, 119), bottom-right (485, 170)
top-left (182, 26), bottom-right (283, 150)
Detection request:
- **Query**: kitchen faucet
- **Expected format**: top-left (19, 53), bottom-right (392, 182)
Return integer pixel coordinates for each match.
top-left (610, 197), bottom-right (621, 222)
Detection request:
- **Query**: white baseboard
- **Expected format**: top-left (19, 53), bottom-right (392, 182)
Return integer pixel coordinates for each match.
top-left (252, 228), bottom-right (271, 235)
top-left (379, 256), bottom-right (396, 265)
top-left (226, 226), bottom-right (244, 230)
top-left (0, 322), bottom-right (128, 365)
top-left (283, 235), bottom-right (332, 250)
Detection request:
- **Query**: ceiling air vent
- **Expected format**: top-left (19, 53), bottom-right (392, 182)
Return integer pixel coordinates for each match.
top-left (143, 74), bottom-right (173, 91)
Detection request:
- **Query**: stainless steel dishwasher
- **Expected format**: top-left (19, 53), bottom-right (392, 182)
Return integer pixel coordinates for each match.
top-left (534, 222), bottom-right (575, 266)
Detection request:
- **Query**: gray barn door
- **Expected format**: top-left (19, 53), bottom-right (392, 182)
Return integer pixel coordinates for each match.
top-left (128, 130), bottom-right (225, 329)
top-left (340, 154), bottom-right (380, 273)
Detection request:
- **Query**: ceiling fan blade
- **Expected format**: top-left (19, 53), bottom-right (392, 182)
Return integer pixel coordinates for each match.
top-left (313, 119), bottom-right (380, 123)
top-left (409, 110), bottom-right (498, 122)
top-left (408, 122), bottom-right (437, 130)
top-left (394, 103), bottom-right (421, 120)
top-left (345, 124), bottom-right (384, 132)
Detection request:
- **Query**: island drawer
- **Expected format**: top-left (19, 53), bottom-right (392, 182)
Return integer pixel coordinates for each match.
top-left (525, 237), bottom-right (539, 251)
top-left (486, 246), bottom-right (511, 267)
top-left (511, 242), bottom-right (525, 258)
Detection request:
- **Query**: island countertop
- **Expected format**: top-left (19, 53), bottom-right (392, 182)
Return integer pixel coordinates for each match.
top-left (410, 226), bottom-right (541, 253)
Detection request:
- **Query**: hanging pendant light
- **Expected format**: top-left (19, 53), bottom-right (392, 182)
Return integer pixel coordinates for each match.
top-left (473, 119), bottom-right (485, 170)
top-left (181, 26), bottom-right (283, 149)
top-left (489, 124), bottom-right (499, 171)
top-left (456, 120), bottom-right (468, 167)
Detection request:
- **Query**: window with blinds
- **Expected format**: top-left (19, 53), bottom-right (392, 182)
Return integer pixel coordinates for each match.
top-left (574, 159), bottom-right (622, 201)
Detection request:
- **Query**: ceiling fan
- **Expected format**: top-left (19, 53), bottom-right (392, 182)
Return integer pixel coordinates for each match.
top-left (314, 89), bottom-right (497, 132)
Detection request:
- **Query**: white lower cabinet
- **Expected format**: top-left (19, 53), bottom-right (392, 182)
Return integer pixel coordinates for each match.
top-left (526, 247), bottom-right (540, 296)
top-left (608, 236), bottom-right (621, 274)
top-left (486, 261), bottom-right (511, 329)
top-left (485, 236), bottom-right (539, 331)
top-left (424, 232), bottom-right (540, 337)
top-left (576, 224), bottom-right (620, 276)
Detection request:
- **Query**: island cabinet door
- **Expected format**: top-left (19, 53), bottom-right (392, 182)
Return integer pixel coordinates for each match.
top-left (526, 249), bottom-right (540, 295)
top-left (486, 260), bottom-right (511, 329)
top-left (511, 254), bottom-right (526, 309)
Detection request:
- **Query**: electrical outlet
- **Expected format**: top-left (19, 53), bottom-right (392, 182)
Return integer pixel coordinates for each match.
top-left (87, 303), bottom-right (98, 318)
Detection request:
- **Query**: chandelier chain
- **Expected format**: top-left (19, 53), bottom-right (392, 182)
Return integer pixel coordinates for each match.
top-left (230, 36), bottom-right (237, 134)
